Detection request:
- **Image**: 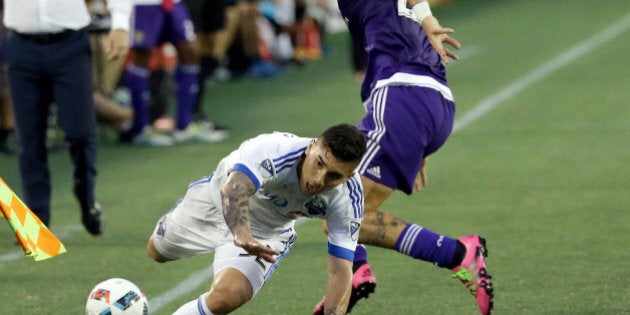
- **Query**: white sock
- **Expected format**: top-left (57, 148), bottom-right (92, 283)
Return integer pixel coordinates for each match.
top-left (172, 293), bottom-right (212, 315)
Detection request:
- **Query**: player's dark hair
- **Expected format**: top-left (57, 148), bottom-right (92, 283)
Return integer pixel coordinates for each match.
top-left (319, 124), bottom-right (367, 163)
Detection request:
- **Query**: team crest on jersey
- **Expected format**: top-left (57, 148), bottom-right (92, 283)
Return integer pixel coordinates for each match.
top-left (259, 159), bottom-right (274, 178)
top-left (305, 196), bottom-right (327, 217)
top-left (156, 217), bottom-right (166, 237)
top-left (350, 221), bottom-right (361, 241)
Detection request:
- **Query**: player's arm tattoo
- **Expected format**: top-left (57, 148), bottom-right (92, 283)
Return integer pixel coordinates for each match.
top-left (221, 171), bottom-right (256, 232)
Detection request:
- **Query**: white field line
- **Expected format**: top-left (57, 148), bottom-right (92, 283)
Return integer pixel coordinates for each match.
top-left (148, 265), bottom-right (215, 312)
top-left (149, 14), bottom-right (630, 313)
top-left (453, 13), bottom-right (630, 133)
top-left (454, 45), bottom-right (481, 62)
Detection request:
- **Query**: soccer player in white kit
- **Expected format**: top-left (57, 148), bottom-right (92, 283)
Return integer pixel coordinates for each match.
top-left (146, 123), bottom-right (367, 314)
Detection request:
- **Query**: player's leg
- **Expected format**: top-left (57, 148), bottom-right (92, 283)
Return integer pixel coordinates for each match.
top-left (122, 5), bottom-right (174, 146)
top-left (51, 30), bottom-right (102, 235)
top-left (170, 17), bottom-right (229, 143)
top-left (176, 230), bottom-right (297, 314)
top-left (167, 3), bottom-right (227, 142)
top-left (172, 263), bottom-right (253, 315)
top-left (360, 194), bottom-right (493, 314)
top-left (124, 47), bottom-right (157, 142)
top-left (5, 33), bottom-right (53, 225)
top-left (339, 85), bottom-right (491, 313)
top-left (360, 176), bottom-right (465, 267)
top-left (146, 237), bottom-right (174, 263)
top-left (164, 3), bottom-right (198, 133)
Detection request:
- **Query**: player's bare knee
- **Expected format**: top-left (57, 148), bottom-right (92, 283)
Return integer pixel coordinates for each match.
top-left (206, 287), bottom-right (249, 314)
top-left (207, 269), bottom-right (253, 314)
top-left (146, 238), bottom-right (170, 263)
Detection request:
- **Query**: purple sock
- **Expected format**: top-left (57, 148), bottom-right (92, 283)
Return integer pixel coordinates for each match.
top-left (394, 223), bottom-right (458, 268)
top-left (123, 64), bottom-right (151, 135)
top-left (353, 244), bottom-right (367, 265)
top-left (175, 64), bottom-right (200, 130)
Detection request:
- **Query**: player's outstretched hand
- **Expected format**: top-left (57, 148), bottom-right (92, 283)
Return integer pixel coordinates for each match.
top-left (234, 235), bottom-right (280, 263)
top-left (421, 16), bottom-right (461, 64)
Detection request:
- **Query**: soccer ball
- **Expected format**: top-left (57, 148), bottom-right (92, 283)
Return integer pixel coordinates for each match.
top-left (86, 278), bottom-right (149, 315)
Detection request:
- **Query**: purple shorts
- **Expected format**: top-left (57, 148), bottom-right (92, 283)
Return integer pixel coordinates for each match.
top-left (131, 3), bottom-right (196, 48)
top-left (357, 85), bottom-right (455, 194)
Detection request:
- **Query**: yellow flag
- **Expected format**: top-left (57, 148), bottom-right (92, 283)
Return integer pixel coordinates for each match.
top-left (0, 177), bottom-right (66, 261)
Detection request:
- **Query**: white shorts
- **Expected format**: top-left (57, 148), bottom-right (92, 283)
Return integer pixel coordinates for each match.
top-left (150, 181), bottom-right (298, 296)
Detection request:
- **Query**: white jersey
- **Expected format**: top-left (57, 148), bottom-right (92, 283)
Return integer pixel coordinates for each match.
top-left (202, 131), bottom-right (364, 260)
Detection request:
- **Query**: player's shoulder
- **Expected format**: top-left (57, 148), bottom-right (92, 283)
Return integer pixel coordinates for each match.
top-left (239, 132), bottom-right (309, 161)
top-left (245, 131), bottom-right (309, 150)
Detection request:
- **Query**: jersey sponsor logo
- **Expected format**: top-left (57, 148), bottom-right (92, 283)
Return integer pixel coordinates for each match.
top-left (366, 166), bottom-right (381, 179)
top-left (305, 196), bottom-right (327, 217)
top-left (350, 221), bottom-right (361, 241)
top-left (259, 159), bottom-right (275, 179)
top-left (261, 189), bottom-right (288, 207)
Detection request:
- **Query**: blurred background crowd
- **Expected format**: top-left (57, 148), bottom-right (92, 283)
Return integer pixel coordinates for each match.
top-left (0, 0), bottom-right (450, 152)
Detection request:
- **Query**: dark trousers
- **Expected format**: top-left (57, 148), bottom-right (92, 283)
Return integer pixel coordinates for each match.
top-left (5, 29), bottom-right (97, 226)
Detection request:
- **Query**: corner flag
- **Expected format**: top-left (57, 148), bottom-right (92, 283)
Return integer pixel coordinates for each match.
top-left (0, 177), bottom-right (66, 261)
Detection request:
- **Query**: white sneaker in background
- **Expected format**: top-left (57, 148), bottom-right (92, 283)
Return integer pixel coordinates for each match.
top-left (132, 127), bottom-right (175, 147)
top-left (172, 122), bottom-right (230, 144)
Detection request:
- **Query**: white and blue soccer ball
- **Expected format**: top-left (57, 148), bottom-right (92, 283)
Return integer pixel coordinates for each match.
top-left (86, 278), bottom-right (149, 315)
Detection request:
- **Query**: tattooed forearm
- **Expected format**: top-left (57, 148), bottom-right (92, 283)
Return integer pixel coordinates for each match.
top-left (221, 172), bottom-right (256, 233)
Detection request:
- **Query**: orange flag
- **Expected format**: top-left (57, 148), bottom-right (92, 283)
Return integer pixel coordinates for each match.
top-left (0, 177), bottom-right (66, 261)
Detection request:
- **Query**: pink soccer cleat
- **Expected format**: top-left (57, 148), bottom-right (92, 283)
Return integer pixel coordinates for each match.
top-left (313, 263), bottom-right (377, 314)
top-left (452, 235), bottom-right (494, 315)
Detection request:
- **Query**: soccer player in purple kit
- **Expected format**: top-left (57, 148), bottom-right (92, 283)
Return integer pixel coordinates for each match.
top-left (313, 0), bottom-right (494, 314)
top-left (123, 0), bottom-right (228, 146)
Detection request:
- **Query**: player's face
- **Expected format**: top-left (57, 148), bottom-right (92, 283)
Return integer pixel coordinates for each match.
top-left (299, 139), bottom-right (358, 196)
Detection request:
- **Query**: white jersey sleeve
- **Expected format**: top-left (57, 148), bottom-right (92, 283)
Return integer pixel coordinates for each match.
top-left (324, 174), bottom-right (364, 261)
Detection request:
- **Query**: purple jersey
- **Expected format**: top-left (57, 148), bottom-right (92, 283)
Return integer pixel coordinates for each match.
top-left (337, 0), bottom-right (447, 101)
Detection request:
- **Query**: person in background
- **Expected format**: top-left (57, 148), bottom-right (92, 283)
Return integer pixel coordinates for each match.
top-left (313, 0), bottom-right (494, 314)
top-left (87, 0), bottom-right (134, 135)
top-left (0, 0), bottom-right (14, 155)
top-left (122, 0), bottom-right (228, 146)
top-left (2, 0), bottom-right (131, 234)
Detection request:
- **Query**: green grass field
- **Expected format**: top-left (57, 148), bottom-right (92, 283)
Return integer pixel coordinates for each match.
top-left (1, 0), bottom-right (629, 314)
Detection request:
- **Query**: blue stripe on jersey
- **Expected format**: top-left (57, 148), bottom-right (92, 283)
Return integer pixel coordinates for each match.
top-left (229, 163), bottom-right (261, 191)
top-left (346, 176), bottom-right (364, 219)
top-left (197, 294), bottom-right (207, 315)
top-left (328, 242), bottom-right (355, 261)
top-left (274, 147), bottom-right (305, 173)
top-left (188, 174), bottom-right (214, 188)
